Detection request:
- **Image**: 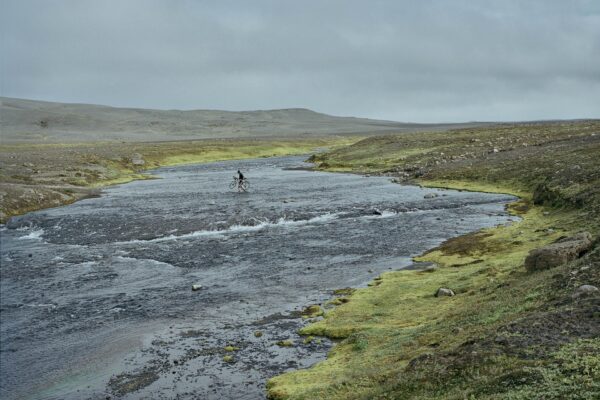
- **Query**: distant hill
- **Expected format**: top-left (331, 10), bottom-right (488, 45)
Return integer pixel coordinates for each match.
top-left (0, 97), bottom-right (487, 143)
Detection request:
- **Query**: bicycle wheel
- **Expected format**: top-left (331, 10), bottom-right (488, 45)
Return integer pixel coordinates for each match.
top-left (241, 180), bottom-right (249, 191)
top-left (229, 180), bottom-right (237, 189)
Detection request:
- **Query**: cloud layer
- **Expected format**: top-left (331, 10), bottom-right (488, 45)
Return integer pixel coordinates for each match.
top-left (2, 0), bottom-right (599, 122)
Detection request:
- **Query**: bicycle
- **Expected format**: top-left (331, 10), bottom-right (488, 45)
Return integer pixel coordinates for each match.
top-left (229, 177), bottom-right (250, 192)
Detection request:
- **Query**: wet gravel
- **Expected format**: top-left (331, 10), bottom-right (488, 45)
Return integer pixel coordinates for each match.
top-left (0, 156), bottom-right (516, 399)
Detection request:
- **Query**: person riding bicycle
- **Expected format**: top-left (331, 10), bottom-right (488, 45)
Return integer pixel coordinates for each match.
top-left (236, 170), bottom-right (246, 192)
top-left (229, 170), bottom-right (248, 192)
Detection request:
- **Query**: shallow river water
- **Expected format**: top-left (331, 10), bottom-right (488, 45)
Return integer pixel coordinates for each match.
top-left (1, 156), bottom-right (515, 399)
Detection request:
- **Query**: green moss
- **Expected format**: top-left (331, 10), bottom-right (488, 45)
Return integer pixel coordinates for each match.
top-left (301, 305), bottom-right (324, 319)
top-left (276, 340), bottom-right (294, 347)
top-left (333, 288), bottom-right (356, 296)
top-left (269, 201), bottom-right (588, 399)
top-left (327, 297), bottom-right (350, 306)
top-left (303, 336), bottom-right (315, 345)
top-left (1, 136), bottom-right (360, 222)
top-left (267, 121), bottom-right (600, 399)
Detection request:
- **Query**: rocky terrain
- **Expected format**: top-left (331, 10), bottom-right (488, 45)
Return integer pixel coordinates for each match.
top-left (2, 101), bottom-right (598, 399)
top-left (0, 97), bottom-right (489, 224)
top-left (268, 120), bottom-right (600, 399)
top-left (0, 137), bottom-right (355, 223)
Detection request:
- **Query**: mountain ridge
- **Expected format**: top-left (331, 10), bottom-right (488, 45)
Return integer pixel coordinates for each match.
top-left (0, 97), bottom-right (487, 143)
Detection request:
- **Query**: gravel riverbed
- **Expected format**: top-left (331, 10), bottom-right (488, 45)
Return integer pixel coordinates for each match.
top-left (0, 156), bottom-right (515, 399)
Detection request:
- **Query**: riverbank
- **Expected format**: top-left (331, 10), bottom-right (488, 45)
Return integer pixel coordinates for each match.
top-left (0, 136), bottom-right (358, 223)
top-left (267, 120), bottom-right (600, 399)
top-left (1, 156), bottom-right (515, 400)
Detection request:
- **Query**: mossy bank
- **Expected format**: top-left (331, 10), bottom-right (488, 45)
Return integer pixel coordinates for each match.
top-left (268, 121), bottom-right (600, 399)
top-left (0, 136), bottom-right (358, 223)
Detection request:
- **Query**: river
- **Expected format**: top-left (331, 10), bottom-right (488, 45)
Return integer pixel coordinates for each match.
top-left (0, 156), bottom-right (515, 399)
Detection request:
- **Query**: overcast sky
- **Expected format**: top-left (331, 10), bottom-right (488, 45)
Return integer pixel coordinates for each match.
top-left (1, 0), bottom-right (599, 122)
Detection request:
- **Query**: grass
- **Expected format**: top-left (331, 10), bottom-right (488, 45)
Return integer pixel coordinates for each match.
top-left (3, 122), bottom-right (598, 397)
top-left (0, 136), bottom-right (360, 222)
top-left (133, 137), bottom-right (359, 168)
top-left (309, 121), bottom-right (600, 213)
top-left (267, 121), bottom-right (600, 399)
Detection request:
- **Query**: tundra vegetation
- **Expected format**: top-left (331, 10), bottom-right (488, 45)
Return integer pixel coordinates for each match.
top-left (0, 136), bottom-right (357, 223)
top-left (267, 120), bottom-right (600, 400)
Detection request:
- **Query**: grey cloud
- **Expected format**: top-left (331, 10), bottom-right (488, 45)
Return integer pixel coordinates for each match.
top-left (1, 0), bottom-right (599, 122)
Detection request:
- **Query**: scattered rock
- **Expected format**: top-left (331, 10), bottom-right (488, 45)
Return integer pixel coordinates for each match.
top-left (435, 288), bottom-right (455, 297)
top-left (191, 284), bottom-right (202, 291)
top-left (130, 153), bottom-right (145, 166)
top-left (572, 285), bottom-right (599, 299)
top-left (494, 336), bottom-right (509, 345)
top-left (524, 232), bottom-right (593, 272)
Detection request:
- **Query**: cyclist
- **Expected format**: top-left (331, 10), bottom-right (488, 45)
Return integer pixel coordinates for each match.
top-left (236, 170), bottom-right (245, 192)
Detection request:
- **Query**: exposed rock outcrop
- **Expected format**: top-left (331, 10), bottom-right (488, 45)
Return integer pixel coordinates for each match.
top-left (572, 284), bottom-right (599, 299)
top-left (130, 153), bottom-right (145, 166)
top-left (435, 288), bottom-right (455, 297)
top-left (524, 232), bottom-right (593, 272)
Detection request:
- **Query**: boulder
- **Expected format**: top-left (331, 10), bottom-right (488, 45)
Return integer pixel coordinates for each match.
top-left (572, 285), bottom-right (599, 299)
top-left (422, 265), bottom-right (439, 273)
top-left (424, 193), bottom-right (439, 199)
top-left (191, 284), bottom-right (202, 291)
top-left (524, 232), bottom-right (593, 272)
top-left (130, 153), bottom-right (145, 166)
top-left (435, 288), bottom-right (455, 297)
